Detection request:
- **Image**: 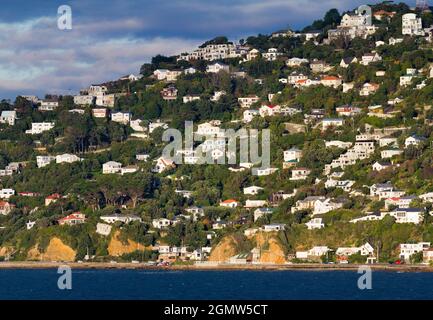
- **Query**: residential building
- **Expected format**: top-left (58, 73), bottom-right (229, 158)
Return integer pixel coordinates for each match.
top-left (359, 83), bottom-right (379, 96)
top-left (56, 154), bottom-right (82, 164)
top-left (305, 218), bottom-right (325, 230)
top-left (220, 199), bottom-right (239, 208)
top-left (290, 168), bottom-right (311, 181)
top-left (361, 52), bottom-right (382, 65)
top-left (45, 193), bottom-right (61, 206)
top-left (153, 157), bottom-right (176, 173)
top-left (262, 224), bottom-right (286, 232)
top-left (92, 108), bottom-right (108, 118)
top-left (206, 62), bottom-right (230, 73)
top-left (238, 95), bottom-right (260, 108)
top-left (322, 118), bottom-right (344, 131)
top-left (111, 112), bottom-right (131, 124)
top-left (161, 86), bottom-right (178, 100)
top-left (405, 135), bottom-right (426, 148)
top-left (400, 242), bottom-right (430, 261)
top-left (102, 161), bottom-right (122, 174)
top-left (36, 156), bottom-right (55, 168)
top-left (0, 189), bottom-right (14, 199)
top-left (39, 99), bottom-right (59, 111)
top-left (284, 147), bottom-right (302, 163)
top-left (253, 208), bottom-right (273, 222)
top-left (26, 122), bottom-right (55, 134)
top-left (402, 13), bottom-right (423, 36)
top-left (58, 212), bottom-right (86, 226)
top-left (243, 186), bottom-right (264, 195)
top-left (100, 214), bottom-right (142, 224)
top-left (74, 95), bottom-right (95, 106)
top-left (183, 95), bottom-right (201, 104)
top-left (0, 201), bottom-right (15, 215)
top-left (0, 111), bottom-right (17, 125)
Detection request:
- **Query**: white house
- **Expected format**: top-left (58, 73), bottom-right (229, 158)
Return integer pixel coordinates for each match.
top-left (389, 208), bottom-right (424, 224)
top-left (153, 157), bottom-right (176, 173)
top-left (372, 161), bottom-right (392, 172)
top-left (26, 122), bottom-right (55, 134)
top-left (0, 189), bottom-right (15, 199)
top-left (56, 154), bottom-right (82, 164)
top-left (336, 243), bottom-right (374, 257)
top-left (262, 48), bottom-right (282, 61)
top-left (92, 108), bottom-right (107, 118)
top-left (245, 200), bottom-right (268, 208)
top-left (152, 218), bottom-right (175, 229)
top-left (290, 168), bottom-right (311, 181)
top-left (288, 71), bottom-right (308, 84)
top-left (262, 224), bottom-right (285, 232)
top-left (359, 83), bottom-right (379, 96)
top-left (74, 95), bottom-right (95, 106)
top-left (210, 91), bottom-right (226, 102)
top-left (305, 218), bottom-right (325, 230)
top-left (400, 242), bottom-right (430, 261)
top-left (402, 13), bottom-right (423, 36)
top-left (111, 112), bottom-right (131, 124)
top-left (243, 109), bottom-right (260, 123)
top-left (296, 246), bottom-right (330, 259)
top-left (153, 69), bottom-right (169, 80)
top-left (149, 120), bottom-right (168, 133)
top-left (243, 186), bottom-right (264, 195)
top-left (102, 161), bottom-right (122, 174)
top-left (313, 199), bottom-right (343, 215)
top-left (36, 156), bottom-right (55, 168)
top-left (284, 147), bottom-right (302, 163)
top-left (254, 208), bottom-right (273, 222)
top-left (420, 192), bottom-right (433, 203)
top-left (183, 95), bottom-right (201, 104)
top-left (100, 214), bottom-right (142, 224)
top-left (121, 165), bottom-right (139, 175)
top-left (381, 149), bottom-right (403, 159)
top-left (286, 57), bottom-right (309, 67)
top-left (39, 99), bottom-right (59, 111)
top-left (400, 75), bottom-right (413, 87)
top-left (360, 52), bottom-right (382, 65)
top-left (238, 95), bottom-right (260, 108)
top-left (196, 122), bottom-right (223, 136)
top-left (405, 135), bottom-right (426, 148)
top-left (206, 62), bottom-right (230, 74)
top-left (325, 141), bottom-right (352, 149)
top-left (0, 111), bottom-right (17, 125)
top-left (256, 167), bottom-right (279, 176)
top-left (320, 76), bottom-right (342, 88)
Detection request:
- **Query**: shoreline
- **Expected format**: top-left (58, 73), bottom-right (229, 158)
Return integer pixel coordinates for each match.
top-left (0, 261), bottom-right (432, 272)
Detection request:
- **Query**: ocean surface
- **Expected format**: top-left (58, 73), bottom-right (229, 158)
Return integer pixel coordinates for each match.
top-left (0, 269), bottom-right (432, 300)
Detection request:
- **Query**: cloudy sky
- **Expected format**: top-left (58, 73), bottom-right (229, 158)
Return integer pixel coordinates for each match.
top-left (0, 0), bottom-right (416, 100)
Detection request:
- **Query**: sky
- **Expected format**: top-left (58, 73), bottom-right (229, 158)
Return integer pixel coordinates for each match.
top-left (0, 0), bottom-right (418, 100)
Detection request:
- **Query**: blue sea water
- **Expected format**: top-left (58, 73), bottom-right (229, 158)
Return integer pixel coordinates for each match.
top-left (0, 269), bottom-right (432, 300)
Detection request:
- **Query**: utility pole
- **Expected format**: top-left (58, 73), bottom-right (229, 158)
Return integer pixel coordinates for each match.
top-left (377, 241), bottom-right (381, 264)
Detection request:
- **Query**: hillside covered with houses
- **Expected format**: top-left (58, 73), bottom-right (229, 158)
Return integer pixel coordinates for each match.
top-left (2, 1), bottom-right (433, 265)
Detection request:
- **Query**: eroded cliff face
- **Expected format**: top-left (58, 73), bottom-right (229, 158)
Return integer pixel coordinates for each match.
top-left (27, 237), bottom-right (76, 261)
top-left (208, 236), bottom-right (241, 262)
top-left (107, 231), bottom-right (148, 256)
top-left (209, 232), bottom-right (287, 264)
top-left (255, 233), bottom-right (287, 264)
